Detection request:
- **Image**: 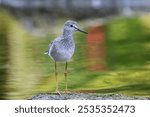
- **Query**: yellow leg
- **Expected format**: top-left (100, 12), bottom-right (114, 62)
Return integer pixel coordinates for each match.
top-left (55, 61), bottom-right (59, 93)
top-left (64, 62), bottom-right (68, 92)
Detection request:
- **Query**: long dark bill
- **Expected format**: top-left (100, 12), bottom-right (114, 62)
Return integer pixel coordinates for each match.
top-left (74, 27), bottom-right (88, 34)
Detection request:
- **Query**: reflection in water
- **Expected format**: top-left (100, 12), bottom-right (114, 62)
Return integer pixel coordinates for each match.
top-left (0, 32), bottom-right (9, 99)
top-left (0, 13), bottom-right (150, 99)
top-left (7, 27), bottom-right (46, 99)
top-left (0, 13), bottom-right (10, 99)
top-left (86, 26), bottom-right (106, 71)
top-left (0, 10), bottom-right (48, 99)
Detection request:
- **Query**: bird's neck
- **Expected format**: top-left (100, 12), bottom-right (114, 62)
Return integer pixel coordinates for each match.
top-left (63, 29), bottom-right (73, 39)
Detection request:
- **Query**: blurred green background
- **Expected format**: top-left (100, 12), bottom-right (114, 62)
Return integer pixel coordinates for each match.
top-left (0, 0), bottom-right (150, 99)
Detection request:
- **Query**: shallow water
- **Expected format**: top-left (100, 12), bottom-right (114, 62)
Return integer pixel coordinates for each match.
top-left (0, 17), bottom-right (150, 99)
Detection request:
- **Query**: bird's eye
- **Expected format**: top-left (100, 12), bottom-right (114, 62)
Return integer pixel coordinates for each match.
top-left (70, 25), bottom-right (73, 27)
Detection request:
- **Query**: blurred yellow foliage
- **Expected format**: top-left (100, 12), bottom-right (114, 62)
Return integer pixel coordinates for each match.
top-left (140, 14), bottom-right (150, 33)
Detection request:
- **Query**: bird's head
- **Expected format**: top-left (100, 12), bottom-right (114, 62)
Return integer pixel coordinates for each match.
top-left (64, 20), bottom-right (88, 34)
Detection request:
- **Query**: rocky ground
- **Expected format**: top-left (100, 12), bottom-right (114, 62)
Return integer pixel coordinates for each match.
top-left (30, 93), bottom-right (149, 100)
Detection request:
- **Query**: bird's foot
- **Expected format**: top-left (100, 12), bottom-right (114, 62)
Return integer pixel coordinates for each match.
top-left (63, 90), bottom-right (71, 94)
top-left (53, 90), bottom-right (61, 95)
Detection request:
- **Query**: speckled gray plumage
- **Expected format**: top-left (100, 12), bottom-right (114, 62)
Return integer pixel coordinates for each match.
top-left (48, 35), bottom-right (75, 61)
top-left (47, 20), bottom-right (77, 62)
top-left (44, 20), bottom-right (87, 93)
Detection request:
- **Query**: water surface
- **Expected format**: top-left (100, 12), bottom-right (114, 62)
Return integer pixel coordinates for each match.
top-left (0, 15), bottom-right (150, 99)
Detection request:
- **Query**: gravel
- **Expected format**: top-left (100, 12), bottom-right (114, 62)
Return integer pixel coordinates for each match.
top-left (29, 93), bottom-right (149, 100)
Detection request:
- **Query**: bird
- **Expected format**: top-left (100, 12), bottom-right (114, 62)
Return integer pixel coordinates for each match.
top-left (45, 20), bottom-right (88, 94)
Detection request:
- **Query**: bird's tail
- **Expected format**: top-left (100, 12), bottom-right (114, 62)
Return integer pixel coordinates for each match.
top-left (44, 51), bottom-right (48, 55)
